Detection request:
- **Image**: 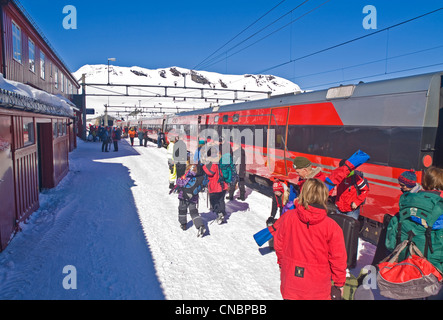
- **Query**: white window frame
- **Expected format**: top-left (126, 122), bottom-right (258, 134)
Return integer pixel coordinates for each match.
top-left (40, 51), bottom-right (45, 79)
top-left (28, 39), bottom-right (35, 72)
top-left (54, 66), bottom-right (59, 89)
top-left (12, 21), bottom-right (21, 63)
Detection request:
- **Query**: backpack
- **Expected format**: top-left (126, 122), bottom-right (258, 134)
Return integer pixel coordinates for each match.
top-left (175, 167), bottom-right (209, 201)
top-left (377, 239), bottom-right (443, 299)
top-left (219, 153), bottom-right (238, 185)
top-left (388, 190), bottom-right (443, 271)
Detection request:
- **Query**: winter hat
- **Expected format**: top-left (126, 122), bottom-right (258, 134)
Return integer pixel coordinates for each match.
top-left (293, 156), bottom-right (311, 169)
top-left (398, 170), bottom-right (417, 188)
top-left (273, 180), bottom-right (287, 193)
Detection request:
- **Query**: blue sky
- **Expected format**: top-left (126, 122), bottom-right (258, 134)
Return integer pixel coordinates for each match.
top-left (18, 0), bottom-right (443, 90)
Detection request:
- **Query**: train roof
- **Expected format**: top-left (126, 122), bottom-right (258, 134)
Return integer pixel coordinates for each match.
top-left (210, 71), bottom-right (443, 113)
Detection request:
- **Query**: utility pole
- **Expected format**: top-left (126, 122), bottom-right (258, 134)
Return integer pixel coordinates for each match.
top-left (104, 104), bottom-right (108, 126)
top-left (81, 73), bottom-right (87, 140)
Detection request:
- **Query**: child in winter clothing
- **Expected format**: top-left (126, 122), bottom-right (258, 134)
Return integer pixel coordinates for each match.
top-left (175, 163), bottom-right (206, 237)
top-left (398, 169), bottom-right (422, 194)
top-left (274, 178), bottom-right (348, 300)
top-left (267, 179), bottom-right (290, 225)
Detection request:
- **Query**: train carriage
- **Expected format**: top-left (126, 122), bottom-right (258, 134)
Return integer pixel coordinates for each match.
top-left (139, 116), bottom-right (166, 142)
top-left (136, 71), bottom-right (443, 245)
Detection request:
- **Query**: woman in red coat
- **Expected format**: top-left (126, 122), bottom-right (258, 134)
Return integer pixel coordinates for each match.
top-left (274, 178), bottom-right (347, 300)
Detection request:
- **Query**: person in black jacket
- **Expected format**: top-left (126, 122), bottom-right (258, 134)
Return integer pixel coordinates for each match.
top-left (227, 141), bottom-right (246, 201)
top-left (112, 127), bottom-right (121, 151)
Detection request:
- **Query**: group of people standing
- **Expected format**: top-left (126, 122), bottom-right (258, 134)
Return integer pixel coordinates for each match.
top-left (88, 125), bottom-right (122, 152)
top-left (167, 136), bottom-right (247, 238)
top-left (269, 155), bottom-right (443, 300)
top-left (123, 128), bottom-right (443, 300)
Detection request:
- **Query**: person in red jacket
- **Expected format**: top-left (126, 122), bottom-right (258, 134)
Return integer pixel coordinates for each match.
top-left (202, 149), bottom-right (229, 225)
top-left (274, 178), bottom-right (347, 300)
top-left (334, 159), bottom-right (369, 220)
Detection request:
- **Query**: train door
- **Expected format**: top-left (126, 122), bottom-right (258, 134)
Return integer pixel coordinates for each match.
top-left (268, 107), bottom-right (289, 175)
top-left (0, 115), bottom-right (16, 250)
top-left (198, 115), bottom-right (210, 138)
top-left (434, 79), bottom-right (443, 167)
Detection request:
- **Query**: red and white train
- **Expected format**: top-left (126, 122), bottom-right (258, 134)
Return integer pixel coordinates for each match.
top-left (117, 71), bottom-right (443, 245)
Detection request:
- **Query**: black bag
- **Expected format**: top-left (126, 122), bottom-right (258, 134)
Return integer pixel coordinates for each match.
top-left (328, 212), bottom-right (360, 269)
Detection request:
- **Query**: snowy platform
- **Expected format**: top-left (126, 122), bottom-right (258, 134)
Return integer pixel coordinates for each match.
top-left (0, 137), bottom-right (426, 300)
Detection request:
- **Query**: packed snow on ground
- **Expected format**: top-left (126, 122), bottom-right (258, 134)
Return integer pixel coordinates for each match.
top-left (0, 137), bottom-right (388, 300)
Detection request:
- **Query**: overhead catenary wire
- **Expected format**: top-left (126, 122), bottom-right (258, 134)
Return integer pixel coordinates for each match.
top-left (303, 61), bottom-right (443, 91)
top-left (289, 44), bottom-right (443, 81)
top-left (194, 0), bottom-right (288, 70)
top-left (196, 0), bottom-right (314, 71)
top-left (257, 6), bottom-right (443, 74)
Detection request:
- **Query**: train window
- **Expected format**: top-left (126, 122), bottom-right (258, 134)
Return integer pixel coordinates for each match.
top-left (389, 127), bottom-right (422, 168)
top-left (233, 114), bottom-right (239, 122)
top-left (286, 125), bottom-right (390, 165)
top-left (223, 115), bottom-right (229, 122)
top-left (214, 116), bottom-right (219, 123)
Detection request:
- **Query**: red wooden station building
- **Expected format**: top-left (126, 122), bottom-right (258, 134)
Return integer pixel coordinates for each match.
top-left (0, 0), bottom-right (81, 250)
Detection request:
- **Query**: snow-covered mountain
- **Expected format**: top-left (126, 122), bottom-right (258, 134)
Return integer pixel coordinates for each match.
top-left (73, 65), bottom-right (302, 119)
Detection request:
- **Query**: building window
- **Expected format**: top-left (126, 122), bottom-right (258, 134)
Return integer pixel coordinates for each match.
top-left (12, 21), bottom-right (21, 63)
top-left (40, 51), bottom-right (45, 79)
top-left (54, 67), bottom-right (59, 89)
top-left (23, 117), bottom-right (35, 146)
top-left (28, 39), bottom-right (35, 72)
top-left (53, 121), bottom-right (58, 138)
top-left (61, 73), bottom-right (64, 92)
top-left (58, 121), bottom-right (63, 136)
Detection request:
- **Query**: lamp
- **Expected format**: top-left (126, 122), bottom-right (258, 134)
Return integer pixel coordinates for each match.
top-left (107, 58), bottom-right (116, 85)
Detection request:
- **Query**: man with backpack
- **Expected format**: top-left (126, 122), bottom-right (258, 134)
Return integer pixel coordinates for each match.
top-left (386, 166), bottom-right (443, 271)
top-left (202, 146), bottom-right (229, 225)
top-left (333, 159), bottom-right (369, 221)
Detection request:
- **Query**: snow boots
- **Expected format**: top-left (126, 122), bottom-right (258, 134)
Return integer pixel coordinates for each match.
top-left (216, 212), bottom-right (225, 225)
top-left (197, 225), bottom-right (206, 238)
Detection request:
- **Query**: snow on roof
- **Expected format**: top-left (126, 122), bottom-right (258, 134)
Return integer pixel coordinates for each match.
top-left (0, 73), bottom-right (77, 117)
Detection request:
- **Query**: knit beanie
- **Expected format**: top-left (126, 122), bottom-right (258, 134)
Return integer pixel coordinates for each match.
top-left (273, 180), bottom-right (286, 194)
top-left (293, 156), bottom-right (311, 169)
top-left (398, 170), bottom-right (417, 188)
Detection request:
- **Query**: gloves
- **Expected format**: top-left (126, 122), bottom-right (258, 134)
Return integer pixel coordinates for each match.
top-left (266, 216), bottom-right (275, 226)
top-left (346, 150), bottom-right (370, 170)
top-left (331, 286), bottom-right (342, 300)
